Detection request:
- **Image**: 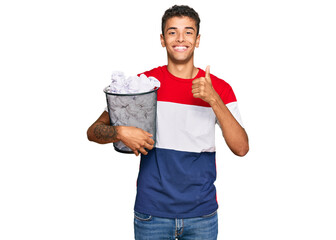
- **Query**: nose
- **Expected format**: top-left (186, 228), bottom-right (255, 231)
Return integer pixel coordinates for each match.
top-left (176, 32), bottom-right (185, 42)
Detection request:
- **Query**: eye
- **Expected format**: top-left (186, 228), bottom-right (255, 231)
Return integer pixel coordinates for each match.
top-left (168, 31), bottom-right (176, 35)
top-left (186, 31), bottom-right (193, 35)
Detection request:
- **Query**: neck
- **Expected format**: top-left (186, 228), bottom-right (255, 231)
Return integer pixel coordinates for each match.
top-left (166, 58), bottom-right (198, 79)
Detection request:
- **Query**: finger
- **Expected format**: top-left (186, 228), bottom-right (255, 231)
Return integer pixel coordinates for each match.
top-left (133, 149), bottom-right (139, 156)
top-left (146, 137), bottom-right (155, 145)
top-left (191, 80), bottom-right (205, 89)
top-left (205, 65), bottom-right (210, 79)
top-left (192, 77), bottom-right (205, 85)
top-left (192, 82), bottom-right (205, 89)
top-left (192, 77), bottom-right (203, 84)
top-left (144, 142), bottom-right (154, 150)
top-left (192, 78), bottom-right (200, 83)
top-left (138, 147), bottom-right (148, 155)
top-left (191, 88), bottom-right (200, 94)
top-left (193, 93), bottom-right (200, 99)
top-left (144, 131), bottom-right (153, 137)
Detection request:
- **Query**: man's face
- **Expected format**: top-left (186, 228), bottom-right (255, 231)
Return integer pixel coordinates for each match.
top-left (160, 16), bottom-right (200, 64)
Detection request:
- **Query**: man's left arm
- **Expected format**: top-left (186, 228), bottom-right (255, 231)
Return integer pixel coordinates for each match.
top-left (191, 66), bottom-right (249, 156)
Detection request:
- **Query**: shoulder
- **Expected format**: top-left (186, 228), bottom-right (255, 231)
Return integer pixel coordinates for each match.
top-left (199, 68), bottom-right (233, 92)
top-left (199, 68), bottom-right (237, 104)
top-left (210, 74), bottom-right (232, 92)
top-left (138, 66), bottom-right (166, 78)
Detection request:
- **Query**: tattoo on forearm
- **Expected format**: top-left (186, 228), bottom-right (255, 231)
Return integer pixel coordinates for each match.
top-left (93, 124), bottom-right (118, 141)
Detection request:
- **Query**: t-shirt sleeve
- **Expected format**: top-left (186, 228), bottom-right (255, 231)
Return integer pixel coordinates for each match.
top-left (217, 84), bottom-right (244, 128)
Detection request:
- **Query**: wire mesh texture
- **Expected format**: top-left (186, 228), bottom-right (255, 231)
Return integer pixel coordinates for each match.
top-left (104, 87), bottom-right (159, 153)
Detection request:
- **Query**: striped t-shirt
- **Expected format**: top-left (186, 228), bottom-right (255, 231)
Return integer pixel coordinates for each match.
top-left (133, 65), bottom-right (243, 218)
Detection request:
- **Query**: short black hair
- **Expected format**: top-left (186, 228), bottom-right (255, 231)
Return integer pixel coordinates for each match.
top-left (161, 5), bottom-right (201, 36)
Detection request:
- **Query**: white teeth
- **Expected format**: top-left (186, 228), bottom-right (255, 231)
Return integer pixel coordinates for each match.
top-left (174, 46), bottom-right (187, 50)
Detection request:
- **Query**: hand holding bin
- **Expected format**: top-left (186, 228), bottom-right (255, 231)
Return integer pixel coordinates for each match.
top-left (104, 72), bottom-right (160, 153)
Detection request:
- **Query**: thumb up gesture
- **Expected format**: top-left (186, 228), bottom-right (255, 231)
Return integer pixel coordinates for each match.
top-left (192, 66), bottom-right (217, 104)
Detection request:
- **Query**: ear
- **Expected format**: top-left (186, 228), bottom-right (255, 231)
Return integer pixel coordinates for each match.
top-left (195, 34), bottom-right (201, 48)
top-left (160, 34), bottom-right (166, 47)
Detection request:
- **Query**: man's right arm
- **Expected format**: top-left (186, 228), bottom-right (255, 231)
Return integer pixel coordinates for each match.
top-left (87, 111), bottom-right (154, 156)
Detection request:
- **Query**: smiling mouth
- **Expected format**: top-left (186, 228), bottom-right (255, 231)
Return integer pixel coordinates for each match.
top-left (173, 46), bottom-right (188, 52)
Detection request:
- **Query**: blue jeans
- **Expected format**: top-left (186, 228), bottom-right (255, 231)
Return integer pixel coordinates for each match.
top-left (134, 211), bottom-right (218, 240)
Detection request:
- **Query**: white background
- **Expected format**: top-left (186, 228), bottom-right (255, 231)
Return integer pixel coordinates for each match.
top-left (1, 0), bottom-right (335, 239)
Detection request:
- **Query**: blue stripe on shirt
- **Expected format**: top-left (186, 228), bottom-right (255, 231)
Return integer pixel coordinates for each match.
top-left (134, 147), bottom-right (218, 218)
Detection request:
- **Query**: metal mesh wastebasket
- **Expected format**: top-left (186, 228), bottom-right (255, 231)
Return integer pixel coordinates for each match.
top-left (104, 87), bottom-right (159, 153)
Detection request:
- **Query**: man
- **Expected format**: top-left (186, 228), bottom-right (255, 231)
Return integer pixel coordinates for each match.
top-left (87, 5), bottom-right (249, 240)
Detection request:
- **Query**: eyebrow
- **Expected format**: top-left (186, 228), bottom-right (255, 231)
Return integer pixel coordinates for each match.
top-left (185, 27), bottom-right (195, 31)
top-left (166, 26), bottom-right (196, 32)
